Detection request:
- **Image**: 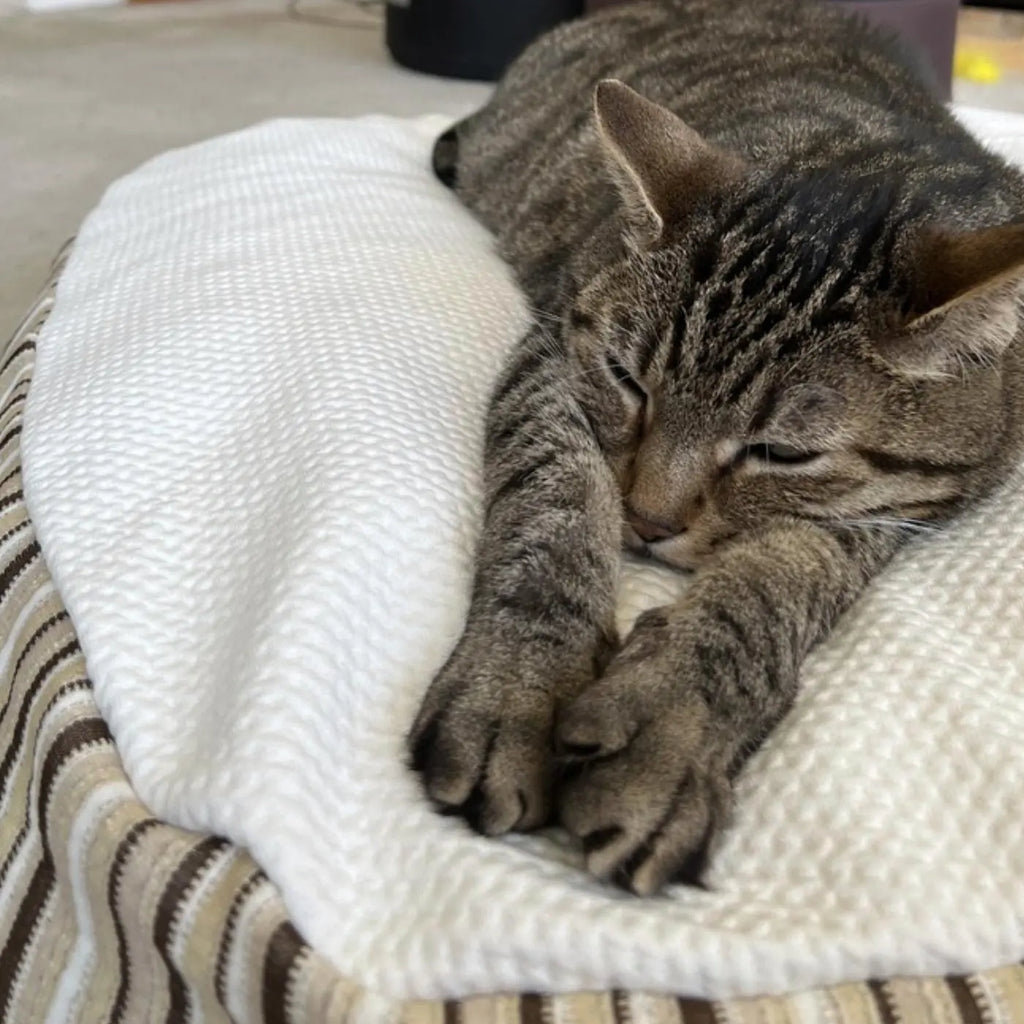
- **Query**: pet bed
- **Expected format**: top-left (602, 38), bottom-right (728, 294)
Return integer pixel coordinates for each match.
top-left (3, 107), bottom-right (1024, 1022)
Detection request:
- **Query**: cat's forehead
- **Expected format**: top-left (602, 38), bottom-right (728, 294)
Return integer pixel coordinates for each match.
top-left (691, 169), bottom-right (905, 302)
top-left (649, 179), bottom-right (901, 396)
top-left (655, 353), bottom-right (851, 449)
top-left (654, 280), bottom-right (856, 429)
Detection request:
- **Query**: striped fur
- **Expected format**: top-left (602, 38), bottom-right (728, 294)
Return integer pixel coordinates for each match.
top-left (2, 252), bottom-right (1024, 1019)
top-left (411, 0), bottom-right (1024, 894)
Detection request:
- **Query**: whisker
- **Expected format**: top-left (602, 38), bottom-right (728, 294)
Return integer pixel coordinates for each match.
top-left (527, 304), bottom-right (563, 327)
top-left (834, 516), bottom-right (945, 535)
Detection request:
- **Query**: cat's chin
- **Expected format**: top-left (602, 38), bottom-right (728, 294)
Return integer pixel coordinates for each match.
top-left (647, 546), bottom-right (704, 572)
top-left (622, 524), bottom-right (719, 571)
top-left (623, 536), bottom-right (705, 572)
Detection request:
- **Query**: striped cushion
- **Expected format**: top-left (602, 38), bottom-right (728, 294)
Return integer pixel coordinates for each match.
top-left (1, 245), bottom-right (1022, 1023)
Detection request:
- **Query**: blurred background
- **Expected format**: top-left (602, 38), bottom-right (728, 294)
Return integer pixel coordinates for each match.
top-left (1, 0), bottom-right (1022, 340)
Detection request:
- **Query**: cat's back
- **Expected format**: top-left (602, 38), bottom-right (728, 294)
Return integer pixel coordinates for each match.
top-left (455, 0), bottom-right (1022, 256)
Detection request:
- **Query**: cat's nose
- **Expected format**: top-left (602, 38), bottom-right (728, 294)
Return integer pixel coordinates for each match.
top-left (626, 506), bottom-right (678, 543)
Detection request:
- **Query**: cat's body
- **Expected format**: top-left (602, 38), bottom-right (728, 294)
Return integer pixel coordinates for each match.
top-left (452, 0), bottom-right (1023, 313)
top-left (410, 0), bottom-right (1024, 895)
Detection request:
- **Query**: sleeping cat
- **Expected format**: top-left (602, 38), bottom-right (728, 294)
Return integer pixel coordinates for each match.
top-left (408, 0), bottom-right (1024, 895)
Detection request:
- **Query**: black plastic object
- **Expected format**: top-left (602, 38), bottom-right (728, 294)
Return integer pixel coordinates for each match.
top-left (385, 0), bottom-right (586, 81)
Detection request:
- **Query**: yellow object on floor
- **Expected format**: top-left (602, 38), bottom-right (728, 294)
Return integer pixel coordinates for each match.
top-left (955, 48), bottom-right (1003, 84)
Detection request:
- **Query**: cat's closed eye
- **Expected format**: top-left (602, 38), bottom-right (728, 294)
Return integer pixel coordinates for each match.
top-left (744, 442), bottom-right (821, 465)
top-left (604, 354), bottom-right (647, 405)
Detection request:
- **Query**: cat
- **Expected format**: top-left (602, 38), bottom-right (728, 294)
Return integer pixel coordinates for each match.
top-left (409, 0), bottom-right (1024, 896)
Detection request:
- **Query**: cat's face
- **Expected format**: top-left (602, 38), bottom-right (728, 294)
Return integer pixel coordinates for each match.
top-left (567, 220), bottom-right (1017, 570)
top-left (567, 79), bottom-right (1024, 568)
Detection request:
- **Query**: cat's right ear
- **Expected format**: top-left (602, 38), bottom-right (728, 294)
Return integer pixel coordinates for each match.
top-left (593, 79), bottom-right (745, 246)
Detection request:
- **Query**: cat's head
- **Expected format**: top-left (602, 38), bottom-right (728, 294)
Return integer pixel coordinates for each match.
top-left (568, 79), bottom-right (1024, 569)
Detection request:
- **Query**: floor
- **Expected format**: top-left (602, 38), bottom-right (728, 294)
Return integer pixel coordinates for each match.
top-left (0, 0), bottom-right (487, 338)
top-left (959, 5), bottom-right (1024, 74)
top-left (0, 0), bottom-right (1022, 339)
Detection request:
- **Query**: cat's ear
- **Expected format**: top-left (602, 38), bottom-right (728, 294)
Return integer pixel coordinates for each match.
top-left (593, 79), bottom-right (745, 245)
top-left (879, 223), bottom-right (1024, 378)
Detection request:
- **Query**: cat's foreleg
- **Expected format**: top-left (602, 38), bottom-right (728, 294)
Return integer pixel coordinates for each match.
top-left (409, 325), bottom-right (623, 834)
top-left (556, 522), bottom-right (900, 894)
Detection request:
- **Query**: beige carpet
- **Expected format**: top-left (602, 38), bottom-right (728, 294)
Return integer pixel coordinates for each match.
top-left (1, 0), bottom-right (1022, 337)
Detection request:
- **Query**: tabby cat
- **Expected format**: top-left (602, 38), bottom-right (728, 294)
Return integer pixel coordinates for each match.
top-left (408, 0), bottom-right (1024, 895)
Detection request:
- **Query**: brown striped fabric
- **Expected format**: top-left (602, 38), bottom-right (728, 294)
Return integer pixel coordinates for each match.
top-left (1, 244), bottom-right (1023, 1023)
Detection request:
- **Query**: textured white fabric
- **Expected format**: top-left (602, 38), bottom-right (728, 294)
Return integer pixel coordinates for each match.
top-left (21, 109), bottom-right (1024, 1002)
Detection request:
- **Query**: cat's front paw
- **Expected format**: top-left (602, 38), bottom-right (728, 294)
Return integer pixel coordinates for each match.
top-left (555, 623), bottom-right (733, 895)
top-left (408, 639), bottom-right (570, 836)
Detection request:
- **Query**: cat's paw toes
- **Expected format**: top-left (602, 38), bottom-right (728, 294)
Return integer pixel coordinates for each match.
top-left (556, 694), bottom-right (730, 895)
top-left (409, 679), bottom-right (554, 835)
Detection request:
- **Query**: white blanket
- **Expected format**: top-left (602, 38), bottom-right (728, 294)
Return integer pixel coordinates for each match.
top-left (21, 109), bottom-right (1024, 1002)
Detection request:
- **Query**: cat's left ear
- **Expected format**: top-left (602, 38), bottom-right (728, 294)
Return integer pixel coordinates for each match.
top-left (594, 79), bottom-right (746, 246)
top-left (879, 222), bottom-right (1024, 378)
